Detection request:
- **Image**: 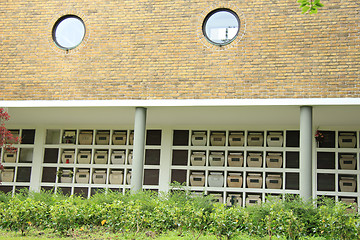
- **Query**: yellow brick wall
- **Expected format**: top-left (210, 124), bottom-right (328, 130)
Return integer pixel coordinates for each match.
top-left (0, 0), bottom-right (359, 100)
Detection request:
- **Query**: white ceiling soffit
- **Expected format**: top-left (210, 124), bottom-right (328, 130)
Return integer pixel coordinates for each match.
top-left (4, 105), bottom-right (360, 127)
top-left (148, 106), bottom-right (300, 126)
top-left (313, 105), bottom-right (360, 127)
top-left (5, 106), bottom-right (298, 127)
top-left (6, 107), bottom-right (135, 126)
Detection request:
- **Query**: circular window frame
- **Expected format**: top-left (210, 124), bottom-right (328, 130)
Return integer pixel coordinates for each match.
top-left (202, 8), bottom-right (240, 46)
top-left (52, 14), bottom-right (86, 50)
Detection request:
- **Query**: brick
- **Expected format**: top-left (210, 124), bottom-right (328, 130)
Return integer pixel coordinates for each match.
top-left (0, 0), bottom-right (359, 100)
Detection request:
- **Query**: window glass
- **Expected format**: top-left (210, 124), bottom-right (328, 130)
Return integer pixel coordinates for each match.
top-left (53, 15), bottom-right (85, 50)
top-left (203, 9), bottom-right (239, 45)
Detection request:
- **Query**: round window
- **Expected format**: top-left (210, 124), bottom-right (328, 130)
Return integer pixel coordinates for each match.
top-left (52, 15), bottom-right (85, 50)
top-left (203, 9), bottom-right (240, 46)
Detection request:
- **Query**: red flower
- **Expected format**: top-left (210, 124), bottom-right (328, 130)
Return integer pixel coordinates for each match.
top-left (0, 108), bottom-right (21, 183)
top-left (315, 130), bottom-right (324, 142)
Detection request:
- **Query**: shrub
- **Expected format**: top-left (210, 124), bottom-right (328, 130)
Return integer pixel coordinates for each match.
top-left (0, 191), bottom-right (11, 203)
top-left (0, 198), bottom-right (49, 234)
top-left (105, 199), bottom-right (145, 233)
top-left (49, 197), bottom-right (83, 233)
top-left (316, 198), bottom-right (360, 239)
top-left (263, 197), bottom-right (305, 239)
top-left (242, 195), bottom-right (318, 238)
top-left (242, 203), bottom-right (269, 237)
top-left (0, 190), bottom-right (359, 240)
top-left (283, 195), bottom-right (320, 236)
top-left (209, 204), bottom-right (244, 240)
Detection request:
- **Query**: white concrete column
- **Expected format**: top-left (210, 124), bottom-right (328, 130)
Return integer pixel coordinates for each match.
top-left (158, 128), bottom-right (172, 192)
top-left (30, 127), bottom-right (45, 192)
top-left (131, 107), bottom-right (147, 193)
top-left (300, 106), bottom-right (313, 200)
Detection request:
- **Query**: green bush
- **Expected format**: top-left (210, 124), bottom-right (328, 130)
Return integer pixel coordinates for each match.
top-left (262, 197), bottom-right (305, 239)
top-left (0, 198), bottom-right (49, 234)
top-left (0, 190), bottom-right (359, 239)
top-left (209, 204), bottom-right (244, 239)
top-left (316, 198), bottom-right (360, 239)
top-left (283, 195), bottom-right (320, 236)
top-left (242, 203), bottom-right (268, 237)
top-left (49, 195), bottom-right (85, 233)
top-left (0, 191), bottom-right (11, 203)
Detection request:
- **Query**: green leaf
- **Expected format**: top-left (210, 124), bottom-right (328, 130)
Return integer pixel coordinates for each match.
top-left (301, 6), bottom-right (310, 14)
top-left (310, 7), bottom-right (318, 14)
top-left (316, 3), bottom-right (324, 7)
top-left (298, 0), bottom-right (309, 3)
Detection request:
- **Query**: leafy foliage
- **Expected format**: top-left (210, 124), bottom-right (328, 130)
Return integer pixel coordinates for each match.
top-left (0, 190), bottom-right (359, 239)
top-left (0, 108), bottom-right (21, 152)
top-left (317, 197), bottom-right (360, 239)
top-left (209, 204), bottom-right (244, 239)
top-left (0, 108), bottom-right (21, 180)
top-left (0, 197), bottom-right (49, 235)
top-left (298, 0), bottom-right (324, 14)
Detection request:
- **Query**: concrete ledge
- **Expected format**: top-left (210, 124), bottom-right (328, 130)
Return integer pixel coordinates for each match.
top-left (1, 98), bottom-right (360, 108)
